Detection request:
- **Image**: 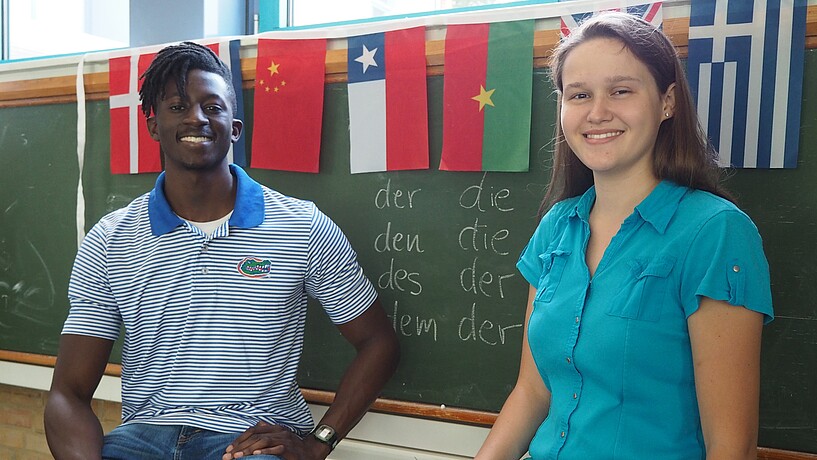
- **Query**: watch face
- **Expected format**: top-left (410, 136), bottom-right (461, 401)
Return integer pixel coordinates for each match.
top-left (316, 426), bottom-right (334, 440)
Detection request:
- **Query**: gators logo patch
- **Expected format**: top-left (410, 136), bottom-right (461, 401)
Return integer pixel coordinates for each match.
top-left (237, 257), bottom-right (273, 278)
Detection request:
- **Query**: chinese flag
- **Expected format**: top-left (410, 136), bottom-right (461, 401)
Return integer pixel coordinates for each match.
top-left (109, 52), bottom-right (161, 174)
top-left (251, 38), bottom-right (327, 173)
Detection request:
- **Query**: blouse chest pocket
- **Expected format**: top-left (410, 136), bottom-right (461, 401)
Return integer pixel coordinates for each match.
top-left (606, 257), bottom-right (675, 322)
top-left (535, 249), bottom-right (571, 302)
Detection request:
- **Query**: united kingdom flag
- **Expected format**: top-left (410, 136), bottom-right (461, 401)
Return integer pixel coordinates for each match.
top-left (560, 2), bottom-right (663, 38)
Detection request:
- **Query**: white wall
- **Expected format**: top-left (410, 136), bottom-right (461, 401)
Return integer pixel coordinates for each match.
top-left (0, 360), bottom-right (489, 459)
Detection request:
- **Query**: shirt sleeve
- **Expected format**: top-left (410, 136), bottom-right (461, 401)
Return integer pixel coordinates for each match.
top-left (304, 206), bottom-right (377, 325)
top-left (680, 209), bottom-right (773, 323)
top-left (62, 221), bottom-right (123, 340)
top-left (517, 202), bottom-right (566, 286)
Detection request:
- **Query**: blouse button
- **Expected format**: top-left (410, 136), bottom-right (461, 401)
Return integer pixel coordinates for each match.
top-left (560, 431), bottom-right (566, 438)
top-left (566, 357), bottom-right (571, 364)
top-left (573, 393), bottom-right (578, 399)
top-left (575, 316), bottom-right (580, 323)
top-left (202, 267), bottom-right (209, 275)
top-left (732, 265), bottom-right (740, 272)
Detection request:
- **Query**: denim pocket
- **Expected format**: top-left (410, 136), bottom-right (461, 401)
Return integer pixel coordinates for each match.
top-left (535, 249), bottom-right (571, 302)
top-left (606, 257), bottom-right (674, 322)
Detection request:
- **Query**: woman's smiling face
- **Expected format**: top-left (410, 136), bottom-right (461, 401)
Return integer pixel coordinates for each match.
top-left (559, 37), bottom-right (675, 182)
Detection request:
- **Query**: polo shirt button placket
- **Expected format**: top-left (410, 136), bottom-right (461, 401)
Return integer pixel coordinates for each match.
top-left (200, 239), bottom-right (210, 275)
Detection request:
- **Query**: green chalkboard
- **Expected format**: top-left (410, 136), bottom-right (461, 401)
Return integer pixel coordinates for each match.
top-left (0, 103), bottom-right (78, 356)
top-left (1, 54), bottom-right (816, 453)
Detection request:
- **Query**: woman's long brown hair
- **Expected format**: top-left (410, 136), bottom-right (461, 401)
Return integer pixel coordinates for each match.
top-left (539, 12), bottom-right (732, 219)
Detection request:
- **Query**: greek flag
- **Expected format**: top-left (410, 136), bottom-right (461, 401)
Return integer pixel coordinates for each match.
top-left (688, 0), bottom-right (806, 168)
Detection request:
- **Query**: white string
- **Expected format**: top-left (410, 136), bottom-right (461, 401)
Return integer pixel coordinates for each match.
top-left (75, 54), bottom-right (88, 249)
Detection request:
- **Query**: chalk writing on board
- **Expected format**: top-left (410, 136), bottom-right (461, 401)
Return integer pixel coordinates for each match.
top-left (375, 179), bottom-right (421, 209)
top-left (457, 218), bottom-right (510, 255)
top-left (372, 179), bottom-right (433, 342)
top-left (454, 174), bottom-right (523, 347)
top-left (375, 222), bottom-right (424, 253)
top-left (459, 172), bottom-right (514, 213)
top-left (460, 257), bottom-right (515, 299)
top-left (378, 257), bottom-right (422, 296)
top-left (389, 300), bottom-right (438, 341)
top-left (458, 302), bottom-right (522, 346)
top-left (0, 239), bottom-right (56, 327)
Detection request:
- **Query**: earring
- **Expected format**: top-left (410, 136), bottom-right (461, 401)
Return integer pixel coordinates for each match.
top-left (665, 112), bottom-right (671, 118)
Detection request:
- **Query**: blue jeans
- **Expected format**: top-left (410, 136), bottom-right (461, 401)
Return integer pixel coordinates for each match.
top-left (102, 423), bottom-right (284, 460)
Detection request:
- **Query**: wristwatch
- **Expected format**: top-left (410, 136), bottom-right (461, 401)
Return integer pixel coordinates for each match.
top-left (310, 424), bottom-right (339, 450)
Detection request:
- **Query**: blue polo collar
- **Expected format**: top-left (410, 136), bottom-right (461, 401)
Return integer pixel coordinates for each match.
top-left (634, 180), bottom-right (687, 234)
top-left (148, 164), bottom-right (265, 236)
top-left (569, 180), bottom-right (687, 234)
top-left (572, 186), bottom-right (596, 222)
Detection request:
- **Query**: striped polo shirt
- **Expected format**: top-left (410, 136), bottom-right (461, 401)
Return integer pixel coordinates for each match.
top-left (63, 165), bottom-right (377, 435)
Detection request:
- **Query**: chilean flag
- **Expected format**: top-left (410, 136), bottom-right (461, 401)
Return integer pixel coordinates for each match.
top-left (347, 27), bottom-right (429, 174)
top-left (108, 52), bottom-right (161, 175)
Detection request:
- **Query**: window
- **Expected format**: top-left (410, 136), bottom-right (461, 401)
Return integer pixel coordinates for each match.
top-left (4, 0), bottom-right (128, 60)
top-left (289, 0), bottom-right (525, 28)
top-left (0, 0), bottom-right (247, 62)
top-left (1, 0), bottom-right (553, 61)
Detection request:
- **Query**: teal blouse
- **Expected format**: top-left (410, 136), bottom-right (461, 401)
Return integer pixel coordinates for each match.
top-left (517, 180), bottom-right (773, 459)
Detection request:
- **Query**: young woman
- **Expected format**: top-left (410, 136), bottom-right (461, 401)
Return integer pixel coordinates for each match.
top-left (475, 12), bottom-right (773, 460)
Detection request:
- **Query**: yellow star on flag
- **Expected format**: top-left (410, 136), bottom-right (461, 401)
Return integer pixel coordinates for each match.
top-left (471, 85), bottom-right (496, 111)
top-left (268, 60), bottom-right (280, 76)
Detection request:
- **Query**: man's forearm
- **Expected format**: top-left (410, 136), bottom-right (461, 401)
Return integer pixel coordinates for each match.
top-left (45, 391), bottom-right (105, 460)
top-left (318, 337), bottom-right (399, 438)
top-left (317, 312), bottom-right (400, 442)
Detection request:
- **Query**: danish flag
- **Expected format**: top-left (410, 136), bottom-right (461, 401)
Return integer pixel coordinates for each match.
top-left (108, 52), bottom-right (160, 175)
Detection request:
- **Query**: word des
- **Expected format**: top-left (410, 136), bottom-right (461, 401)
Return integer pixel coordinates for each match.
top-left (378, 257), bottom-right (422, 296)
top-left (459, 172), bottom-right (513, 213)
top-left (458, 302), bottom-right (522, 346)
top-left (460, 257), bottom-right (515, 298)
top-left (375, 179), bottom-right (421, 209)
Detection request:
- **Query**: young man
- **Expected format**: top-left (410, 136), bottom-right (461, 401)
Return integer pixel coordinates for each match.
top-left (44, 42), bottom-right (400, 460)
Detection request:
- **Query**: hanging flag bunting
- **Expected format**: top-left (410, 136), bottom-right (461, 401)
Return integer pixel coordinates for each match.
top-left (688, 0), bottom-right (806, 168)
top-left (251, 38), bottom-right (327, 173)
top-left (109, 52), bottom-right (161, 175)
top-left (209, 40), bottom-right (247, 167)
top-left (347, 27), bottom-right (429, 174)
top-left (440, 20), bottom-right (535, 172)
top-left (560, 2), bottom-right (663, 38)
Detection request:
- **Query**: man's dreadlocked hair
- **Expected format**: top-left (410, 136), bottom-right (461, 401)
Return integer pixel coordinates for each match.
top-left (139, 41), bottom-right (237, 119)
